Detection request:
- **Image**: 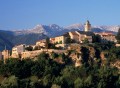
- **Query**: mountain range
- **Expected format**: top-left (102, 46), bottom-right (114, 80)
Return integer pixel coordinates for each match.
top-left (0, 23), bottom-right (120, 50)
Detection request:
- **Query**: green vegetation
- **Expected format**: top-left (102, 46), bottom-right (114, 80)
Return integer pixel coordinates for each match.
top-left (116, 28), bottom-right (120, 43)
top-left (45, 37), bottom-right (50, 49)
top-left (59, 41), bottom-right (62, 44)
top-left (92, 34), bottom-right (101, 43)
top-left (65, 37), bottom-right (76, 44)
top-left (0, 43), bottom-right (120, 88)
top-left (82, 38), bottom-right (89, 44)
top-left (25, 46), bottom-right (33, 51)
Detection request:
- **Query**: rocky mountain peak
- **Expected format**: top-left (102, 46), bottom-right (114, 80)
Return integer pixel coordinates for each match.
top-left (65, 23), bottom-right (84, 31)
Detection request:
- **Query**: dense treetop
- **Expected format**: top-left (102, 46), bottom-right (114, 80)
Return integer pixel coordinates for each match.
top-left (0, 42), bottom-right (120, 88)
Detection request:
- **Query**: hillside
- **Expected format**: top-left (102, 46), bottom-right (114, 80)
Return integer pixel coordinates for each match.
top-left (0, 43), bottom-right (120, 88)
top-left (0, 30), bottom-right (14, 50)
top-left (0, 30), bottom-right (47, 50)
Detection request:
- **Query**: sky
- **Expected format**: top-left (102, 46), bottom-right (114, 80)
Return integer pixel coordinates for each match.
top-left (0, 0), bottom-right (120, 30)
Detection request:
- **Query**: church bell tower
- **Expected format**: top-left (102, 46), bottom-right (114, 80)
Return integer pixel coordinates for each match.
top-left (84, 20), bottom-right (91, 32)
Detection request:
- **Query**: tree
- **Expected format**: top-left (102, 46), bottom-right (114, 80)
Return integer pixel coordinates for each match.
top-left (74, 78), bottom-right (84, 88)
top-left (116, 28), bottom-right (120, 43)
top-left (31, 62), bottom-right (43, 77)
top-left (80, 46), bottom-right (90, 63)
top-left (45, 37), bottom-right (50, 49)
top-left (65, 37), bottom-right (71, 44)
top-left (83, 38), bottom-right (89, 44)
top-left (18, 78), bottom-right (31, 88)
top-left (59, 41), bottom-right (62, 44)
top-left (6, 59), bottom-right (33, 79)
top-left (65, 37), bottom-right (76, 44)
top-left (84, 75), bottom-right (93, 87)
top-left (0, 75), bottom-right (18, 88)
top-left (108, 47), bottom-right (120, 61)
top-left (49, 43), bottom-right (56, 49)
top-left (51, 52), bottom-right (58, 59)
top-left (38, 52), bottom-right (49, 60)
top-left (42, 74), bottom-right (52, 87)
top-left (116, 76), bottom-right (120, 87)
top-left (97, 67), bottom-right (118, 88)
top-left (25, 46), bottom-right (33, 51)
top-left (92, 34), bottom-right (101, 43)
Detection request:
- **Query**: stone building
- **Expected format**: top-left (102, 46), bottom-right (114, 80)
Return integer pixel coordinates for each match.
top-left (95, 32), bottom-right (117, 43)
top-left (68, 32), bottom-right (79, 43)
top-left (11, 44), bottom-right (26, 58)
top-left (2, 49), bottom-right (10, 63)
top-left (50, 37), bottom-right (55, 44)
top-left (53, 20), bottom-right (93, 44)
top-left (21, 50), bottom-right (43, 59)
top-left (36, 39), bottom-right (46, 47)
top-left (55, 33), bottom-right (69, 44)
top-left (55, 36), bottom-right (65, 44)
top-left (21, 49), bottom-right (66, 59)
top-left (54, 31), bottom-right (93, 45)
top-left (75, 31), bottom-right (93, 43)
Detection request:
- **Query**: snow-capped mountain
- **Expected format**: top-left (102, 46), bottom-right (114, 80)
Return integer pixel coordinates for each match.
top-left (93, 25), bottom-right (120, 32)
top-left (0, 23), bottom-right (120, 50)
top-left (12, 23), bottom-right (120, 37)
top-left (65, 23), bottom-right (84, 31)
top-left (12, 24), bottom-right (46, 35)
top-left (65, 24), bottom-right (120, 33)
top-left (12, 24), bottom-right (65, 37)
top-left (12, 23), bottom-right (83, 37)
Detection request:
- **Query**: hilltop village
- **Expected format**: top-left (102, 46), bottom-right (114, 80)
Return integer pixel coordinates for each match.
top-left (0, 20), bottom-right (118, 66)
top-left (1, 21), bottom-right (120, 88)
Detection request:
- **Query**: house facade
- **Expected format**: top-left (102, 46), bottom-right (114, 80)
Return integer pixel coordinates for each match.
top-left (75, 31), bottom-right (93, 43)
top-left (55, 36), bottom-right (65, 44)
top-left (36, 39), bottom-right (46, 47)
top-left (11, 44), bottom-right (26, 58)
top-left (68, 32), bottom-right (79, 43)
top-left (95, 32), bottom-right (117, 43)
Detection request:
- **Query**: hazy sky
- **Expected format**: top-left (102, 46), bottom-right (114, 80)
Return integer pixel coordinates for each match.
top-left (0, 0), bottom-right (120, 30)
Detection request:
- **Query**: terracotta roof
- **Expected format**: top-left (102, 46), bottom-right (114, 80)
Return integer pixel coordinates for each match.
top-left (95, 32), bottom-right (115, 36)
top-left (77, 31), bottom-right (94, 36)
top-left (36, 39), bottom-right (46, 42)
top-left (70, 32), bottom-right (79, 36)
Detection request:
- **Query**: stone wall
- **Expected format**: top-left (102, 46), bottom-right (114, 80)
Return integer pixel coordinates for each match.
top-left (21, 49), bottom-right (66, 59)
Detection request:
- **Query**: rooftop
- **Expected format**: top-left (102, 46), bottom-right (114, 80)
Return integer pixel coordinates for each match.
top-left (77, 31), bottom-right (94, 36)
